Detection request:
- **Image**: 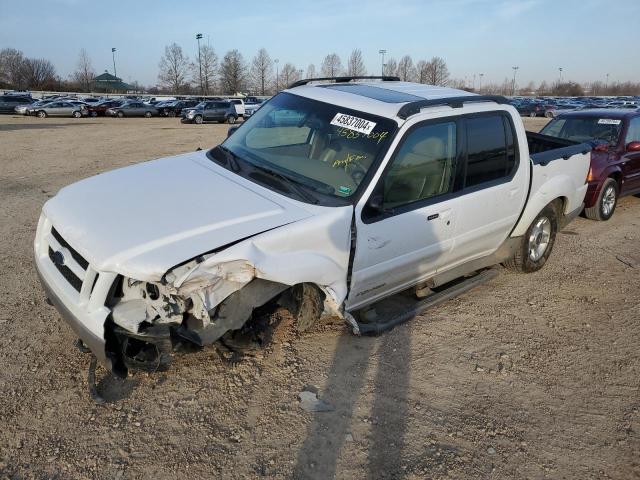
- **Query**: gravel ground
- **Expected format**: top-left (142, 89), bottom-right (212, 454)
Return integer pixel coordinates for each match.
top-left (0, 114), bottom-right (638, 479)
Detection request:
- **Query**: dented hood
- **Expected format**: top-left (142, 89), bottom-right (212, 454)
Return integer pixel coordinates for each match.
top-left (43, 151), bottom-right (314, 281)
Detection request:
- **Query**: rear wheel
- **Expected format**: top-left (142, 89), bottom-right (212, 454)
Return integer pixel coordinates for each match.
top-left (545, 111), bottom-right (553, 118)
top-left (37, 110), bottom-right (47, 118)
top-left (503, 204), bottom-right (558, 273)
top-left (529, 111), bottom-right (537, 118)
top-left (584, 178), bottom-right (618, 221)
top-left (72, 111), bottom-right (82, 118)
top-left (144, 111), bottom-right (152, 118)
top-left (194, 115), bottom-right (203, 124)
top-left (226, 115), bottom-right (236, 124)
top-left (117, 111), bottom-right (124, 118)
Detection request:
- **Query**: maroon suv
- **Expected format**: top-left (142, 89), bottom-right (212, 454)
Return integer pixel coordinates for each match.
top-left (87, 100), bottom-right (124, 117)
top-left (540, 109), bottom-right (640, 220)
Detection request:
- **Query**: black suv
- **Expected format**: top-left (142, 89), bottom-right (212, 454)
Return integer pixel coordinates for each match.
top-left (157, 100), bottom-right (200, 117)
top-left (181, 100), bottom-right (238, 124)
top-left (0, 95), bottom-right (33, 114)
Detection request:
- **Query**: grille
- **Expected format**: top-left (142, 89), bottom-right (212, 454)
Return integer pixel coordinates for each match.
top-left (48, 246), bottom-right (83, 292)
top-left (51, 227), bottom-right (88, 269)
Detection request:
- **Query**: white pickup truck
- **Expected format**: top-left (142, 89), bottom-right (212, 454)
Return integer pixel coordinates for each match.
top-left (35, 78), bottom-right (590, 378)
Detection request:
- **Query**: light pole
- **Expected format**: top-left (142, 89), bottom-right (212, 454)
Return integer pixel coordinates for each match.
top-left (379, 49), bottom-right (386, 76)
top-left (558, 67), bottom-right (563, 85)
top-left (274, 59), bottom-right (279, 91)
top-left (605, 73), bottom-right (610, 91)
top-left (472, 73), bottom-right (476, 91)
top-left (111, 48), bottom-right (117, 78)
top-left (196, 33), bottom-right (203, 95)
top-left (511, 66), bottom-right (519, 96)
top-left (479, 73), bottom-right (484, 93)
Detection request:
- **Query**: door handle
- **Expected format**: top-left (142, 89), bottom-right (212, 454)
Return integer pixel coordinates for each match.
top-left (427, 213), bottom-right (439, 221)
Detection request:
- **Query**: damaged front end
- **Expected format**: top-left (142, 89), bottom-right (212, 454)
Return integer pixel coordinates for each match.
top-left (104, 257), bottom-right (328, 377)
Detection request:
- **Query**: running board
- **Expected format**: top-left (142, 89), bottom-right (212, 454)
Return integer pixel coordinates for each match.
top-left (352, 268), bottom-right (499, 335)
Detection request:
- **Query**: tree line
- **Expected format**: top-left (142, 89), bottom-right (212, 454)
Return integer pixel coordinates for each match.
top-left (2, 44), bottom-right (640, 97)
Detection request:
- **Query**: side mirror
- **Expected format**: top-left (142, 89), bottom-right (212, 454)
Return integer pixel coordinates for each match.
top-left (365, 193), bottom-right (394, 218)
top-left (626, 141), bottom-right (640, 152)
top-left (227, 126), bottom-right (239, 138)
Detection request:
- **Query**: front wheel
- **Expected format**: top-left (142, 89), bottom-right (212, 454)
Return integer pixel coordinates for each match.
top-left (144, 111), bottom-right (152, 118)
top-left (529, 111), bottom-right (537, 118)
top-left (226, 115), bottom-right (236, 124)
top-left (117, 111), bottom-right (124, 118)
top-left (37, 110), bottom-right (47, 118)
top-left (194, 115), bottom-right (203, 124)
top-left (72, 111), bottom-right (82, 118)
top-left (584, 178), bottom-right (618, 221)
top-left (503, 204), bottom-right (558, 273)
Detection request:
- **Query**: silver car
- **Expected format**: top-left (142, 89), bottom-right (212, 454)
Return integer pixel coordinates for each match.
top-left (28, 101), bottom-right (88, 118)
top-left (106, 101), bottom-right (158, 118)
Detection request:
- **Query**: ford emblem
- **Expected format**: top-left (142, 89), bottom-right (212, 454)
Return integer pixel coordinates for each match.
top-left (52, 250), bottom-right (65, 266)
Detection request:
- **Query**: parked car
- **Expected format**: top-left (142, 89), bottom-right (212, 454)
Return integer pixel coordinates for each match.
top-left (181, 100), bottom-right (238, 124)
top-left (28, 101), bottom-right (88, 118)
top-left (157, 99), bottom-right (200, 117)
top-left (244, 102), bottom-right (262, 118)
top-left (106, 101), bottom-right (158, 118)
top-left (511, 100), bottom-right (546, 117)
top-left (35, 79), bottom-right (590, 379)
top-left (227, 98), bottom-right (246, 117)
top-left (87, 100), bottom-right (125, 117)
top-left (541, 109), bottom-right (640, 220)
top-left (14, 99), bottom-right (47, 115)
top-left (0, 94), bottom-right (34, 113)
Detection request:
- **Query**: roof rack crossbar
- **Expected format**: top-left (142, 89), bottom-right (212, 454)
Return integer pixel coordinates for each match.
top-left (397, 95), bottom-right (510, 119)
top-left (288, 76), bottom-right (400, 89)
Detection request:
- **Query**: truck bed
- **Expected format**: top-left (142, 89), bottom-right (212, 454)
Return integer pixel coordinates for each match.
top-left (526, 131), bottom-right (591, 166)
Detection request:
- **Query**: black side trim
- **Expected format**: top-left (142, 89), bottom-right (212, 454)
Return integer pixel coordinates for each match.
top-left (288, 76), bottom-right (400, 88)
top-left (397, 95), bottom-right (509, 120)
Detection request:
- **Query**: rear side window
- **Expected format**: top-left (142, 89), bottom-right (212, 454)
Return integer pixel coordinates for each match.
top-left (463, 115), bottom-right (516, 188)
top-left (625, 117), bottom-right (640, 144)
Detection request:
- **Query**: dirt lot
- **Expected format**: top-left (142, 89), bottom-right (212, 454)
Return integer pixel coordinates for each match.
top-left (0, 114), bottom-right (638, 480)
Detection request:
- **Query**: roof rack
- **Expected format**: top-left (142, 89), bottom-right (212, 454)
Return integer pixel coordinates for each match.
top-left (288, 76), bottom-right (400, 89)
top-left (397, 95), bottom-right (510, 119)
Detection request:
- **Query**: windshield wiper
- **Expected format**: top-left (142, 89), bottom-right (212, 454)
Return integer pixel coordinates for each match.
top-left (249, 164), bottom-right (319, 204)
top-left (217, 145), bottom-right (242, 172)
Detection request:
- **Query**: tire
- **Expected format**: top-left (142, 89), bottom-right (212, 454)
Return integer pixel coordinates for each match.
top-left (72, 111), bottom-right (82, 118)
top-left (117, 111), bottom-right (124, 118)
top-left (168, 110), bottom-right (176, 117)
top-left (226, 115), bottom-right (236, 124)
top-left (529, 111), bottom-right (537, 118)
top-left (584, 178), bottom-right (618, 221)
top-left (545, 111), bottom-right (553, 118)
top-left (90, 111), bottom-right (98, 117)
top-left (503, 204), bottom-right (558, 273)
top-left (194, 115), bottom-right (203, 124)
top-left (37, 110), bottom-right (47, 118)
top-left (144, 111), bottom-right (152, 118)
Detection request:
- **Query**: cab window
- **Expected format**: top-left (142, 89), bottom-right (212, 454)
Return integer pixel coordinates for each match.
top-left (625, 117), bottom-right (640, 144)
top-left (383, 121), bottom-right (456, 209)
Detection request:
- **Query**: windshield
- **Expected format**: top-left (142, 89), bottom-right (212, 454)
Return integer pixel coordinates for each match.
top-left (541, 116), bottom-right (623, 146)
top-left (217, 92), bottom-right (396, 201)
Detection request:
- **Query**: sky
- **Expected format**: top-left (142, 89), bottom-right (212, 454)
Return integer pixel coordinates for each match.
top-left (1, 0), bottom-right (639, 88)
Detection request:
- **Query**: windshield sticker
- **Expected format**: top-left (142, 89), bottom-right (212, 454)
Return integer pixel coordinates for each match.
top-left (336, 127), bottom-right (389, 144)
top-left (598, 119), bottom-right (621, 125)
top-left (330, 113), bottom-right (377, 135)
top-left (338, 186), bottom-right (352, 195)
top-left (333, 153), bottom-right (366, 169)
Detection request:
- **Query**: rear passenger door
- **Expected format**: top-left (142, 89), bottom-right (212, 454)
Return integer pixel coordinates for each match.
top-left (442, 112), bottom-right (527, 270)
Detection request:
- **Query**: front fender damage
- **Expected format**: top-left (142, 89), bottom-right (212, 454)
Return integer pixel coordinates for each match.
top-left (105, 206), bottom-right (354, 375)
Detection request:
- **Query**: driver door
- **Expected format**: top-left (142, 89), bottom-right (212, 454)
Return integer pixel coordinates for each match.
top-left (621, 117), bottom-right (640, 193)
top-left (347, 119), bottom-right (459, 310)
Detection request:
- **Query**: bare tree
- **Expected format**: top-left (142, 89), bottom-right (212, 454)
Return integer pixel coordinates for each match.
top-left (72, 49), bottom-right (95, 92)
top-left (397, 55), bottom-right (416, 81)
top-left (416, 60), bottom-right (428, 83)
top-left (279, 63), bottom-right (300, 88)
top-left (249, 48), bottom-right (273, 95)
top-left (320, 53), bottom-right (343, 77)
top-left (193, 45), bottom-right (218, 95)
top-left (22, 58), bottom-right (56, 89)
top-left (306, 64), bottom-right (317, 79)
top-left (0, 48), bottom-right (26, 88)
top-left (220, 49), bottom-right (246, 94)
top-left (346, 49), bottom-right (367, 76)
top-left (424, 56), bottom-right (449, 86)
top-left (384, 57), bottom-right (397, 77)
top-left (158, 43), bottom-right (190, 93)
